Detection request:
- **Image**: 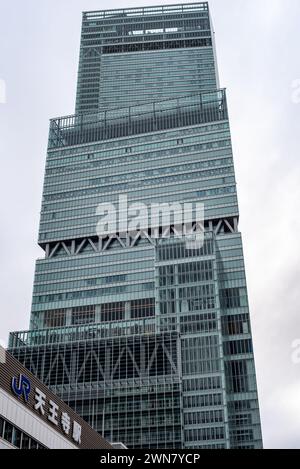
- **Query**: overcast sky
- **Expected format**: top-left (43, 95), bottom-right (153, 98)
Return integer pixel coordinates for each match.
top-left (0, 0), bottom-right (300, 449)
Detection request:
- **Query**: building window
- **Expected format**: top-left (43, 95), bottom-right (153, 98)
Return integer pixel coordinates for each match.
top-left (21, 433), bottom-right (30, 449)
top-left (0, 416), bottom-right (47, 449)
top-left (226, 360), bottom-right (249, 392)
top-left (44, 309), bottom-right (66, 328)
top-left (3, 419), bottom-right (13, 442)
top-left (101, 302), bottom-right (125, 322)
top-left (220, 288), bottom-right (248, 309)
top-left (130, 298), bottom-right (155, 318)
top-left (12, 427), bottom-right (22, 448)
top-left (72, 305), bottom-right (95, 325)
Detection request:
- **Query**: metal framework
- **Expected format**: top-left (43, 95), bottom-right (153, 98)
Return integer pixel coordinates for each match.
top-left (83, 3), bottom-right (209, 19)
top-left (43, 217), bottom-right (238, 257)
top-left (9, 330), bottom-right (183, 448)
top-left (50, 90), bottom-right (228, 149)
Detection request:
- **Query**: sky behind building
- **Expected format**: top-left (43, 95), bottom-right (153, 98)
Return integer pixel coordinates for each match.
top-left (0, 0), bottom-right (300, 449)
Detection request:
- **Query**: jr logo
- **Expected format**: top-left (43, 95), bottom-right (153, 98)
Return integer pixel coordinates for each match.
top-left (11, 374), bottom-right (31, 402)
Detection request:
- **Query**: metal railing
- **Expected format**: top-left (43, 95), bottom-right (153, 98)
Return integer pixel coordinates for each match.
top-left (8, 317), bottom-right (169, 348)
top-left (48, 89), bottom-right (228, 149)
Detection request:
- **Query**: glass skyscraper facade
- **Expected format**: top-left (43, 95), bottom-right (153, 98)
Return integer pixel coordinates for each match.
top-left (9, 3), bottom-right (263, 449)
top-left (75, 2), bottom-right (218, 113)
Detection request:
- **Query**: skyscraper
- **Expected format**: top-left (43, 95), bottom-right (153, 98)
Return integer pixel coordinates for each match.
top-left (9, 3), bottom-right (263, 449)
top-left (75, 2), bottom-right (219, 113)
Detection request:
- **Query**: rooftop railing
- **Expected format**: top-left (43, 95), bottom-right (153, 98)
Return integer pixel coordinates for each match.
top-left (48, 89), bottom-right (228, 149)
top-left (83, 3), bottom-right (209, 20)
top-left (8, 317), bottom-right (180, 349)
